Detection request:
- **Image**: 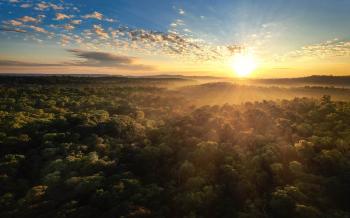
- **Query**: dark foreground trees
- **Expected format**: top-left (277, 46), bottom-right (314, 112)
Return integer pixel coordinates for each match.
top-left (0, 78), bottom-right (350, 218)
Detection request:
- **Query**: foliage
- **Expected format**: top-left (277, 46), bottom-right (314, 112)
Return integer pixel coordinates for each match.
top-left (0, 77), bottom-right (350, 218)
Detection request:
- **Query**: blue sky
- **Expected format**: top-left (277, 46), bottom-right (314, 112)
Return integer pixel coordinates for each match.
top-left (1, 0), bottom-right (350, 77)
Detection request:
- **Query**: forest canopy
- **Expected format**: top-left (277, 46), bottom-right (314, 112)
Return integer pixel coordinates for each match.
top-left (0, 76), bottom-right (350, 218)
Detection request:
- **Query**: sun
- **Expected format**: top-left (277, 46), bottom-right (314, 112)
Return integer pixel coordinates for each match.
top-left (230, 53), bottom-right (257, 77)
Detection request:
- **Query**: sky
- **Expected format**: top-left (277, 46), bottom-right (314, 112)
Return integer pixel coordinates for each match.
top-left (0, 0), bottom-right (350, 78)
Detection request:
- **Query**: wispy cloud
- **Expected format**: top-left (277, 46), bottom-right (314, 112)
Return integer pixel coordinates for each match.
top-left (35, 2), bottom-right (49, 11)
top-left (93, 25), bottom-right (109, 39)
top-left (276, 38), bottom-right (350, 62)
top-left (26, 25), bottom-right (48, 34)
top-left (3, 20), bottom-right (23, 26)
top-left (34, 2), bottom-right (65, 11)
top-left (0, 27), bottom-right (26, 33)
top-left (70, 20), bottom-right (82, 25)
top-left (105, 18), bottom-right (116, 23)
top-left (62, 24), bottom-right (75, 30)
top-left (20, 3), bottom-right (32, 8)
top-left (19, 16), bottom-right (39, 23)
top-left (55, 13), bottom-right (74, 20)
top-left (1, 0), bottom-right (244, 65)
top-left (82, 11), bottom-right (103, 20)
top-left (49, 3), bottom-right (64, 10)
top-left (178, 8), bottom-right (185, 15)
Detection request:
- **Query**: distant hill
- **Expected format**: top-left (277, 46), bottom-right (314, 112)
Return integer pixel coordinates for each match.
top-left (253, 75), bottom-right (350, 87)
top-left (1, 74), bottom-right (350, 87)
top-left (0, 74), bottom-right (194, 86)
top-left (0, 73), bottom-right (116, 77)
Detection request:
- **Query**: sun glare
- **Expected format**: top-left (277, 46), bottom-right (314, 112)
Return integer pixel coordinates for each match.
top-left (230, 53), bottom-right (257, 77)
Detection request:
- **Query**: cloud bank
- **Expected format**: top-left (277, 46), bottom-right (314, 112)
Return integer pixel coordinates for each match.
top-left (0, 49), bottom-right (154, 71)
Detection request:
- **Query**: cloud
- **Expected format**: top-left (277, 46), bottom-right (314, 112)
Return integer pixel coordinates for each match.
top-left (67, 49), bottom-right (132, 65)
top-left (2, 17), bottom-right (48, 35)
top-left (120, 28), bottom-right (204, 55)
top-left (20, 3), bottom-right (32, 8)
top-left (55, 13), bottom-right (74, 20)
top-left (60, 34), bottom-right (71, 46)
top-left (3, 20), bottom-right (23, 26)
top-left (28, 25), bottom-right (48, 34)
top-left (71, 20), bottom-right (82, 25)
top-left (92, 26), bottom-right (243, 62)
top-left (170, 19), bottom-right (184, 27)
top-left (19, 16), bottom-right (38, 23)
top-left (0, 50), bottom-right (154, 71)
top-left (227, 45), bottom-right (244, 54)
top-left (93, 25), bottom-right (109, 39)
top-left (276, 38), bottom-right (350, 62)
top-left (1, 0), bottom-right (244, 64)
top-left (0, 27), bottom-right (26, 33)
top-left (178, 9), bottom-right (185, 15)
top-left (105, 18), bottom-right (116, 23)
top-left (82, 11), bottom-right (103, 20)
top-left (49, 3), bottom-right (64, 10)
top-left (34, 2), bottom-right (65, 11)
top-left (62, 24), bottom-right (75, 30)
top-left (37, 15), bottom-right (46, 20)
top-left (35, 2), bottom-right (49, 11)
top-left (67, 49), bottom-right (154, 70)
